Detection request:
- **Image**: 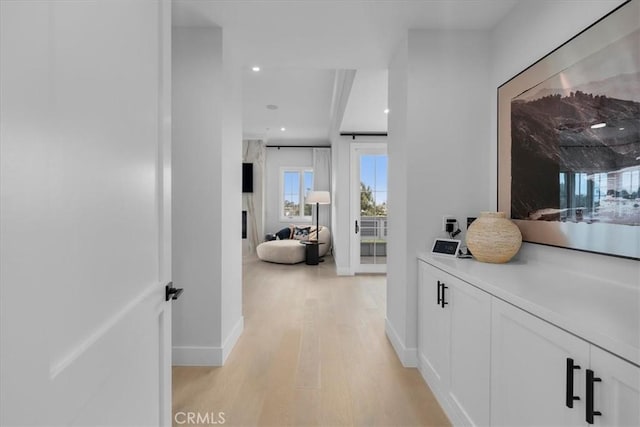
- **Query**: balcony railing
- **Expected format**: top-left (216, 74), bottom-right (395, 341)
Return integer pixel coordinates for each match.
top-left (360, 216), bottom-right (387, 242)
top-left (360, 216), bottom-right (387, 258)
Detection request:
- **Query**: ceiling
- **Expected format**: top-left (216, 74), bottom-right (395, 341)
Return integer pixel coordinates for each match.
top-left (172, 0), bottom-right (522, 144)
top-left (340, 69), bottom-right (389, 134)
top-left (243, 67), bottom-right (336, 144)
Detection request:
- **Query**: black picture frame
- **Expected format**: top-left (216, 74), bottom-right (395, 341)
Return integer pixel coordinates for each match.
top-left (497, 0), bottom-right (639, 260)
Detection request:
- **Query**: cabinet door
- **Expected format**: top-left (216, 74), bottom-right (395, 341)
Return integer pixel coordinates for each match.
top-left (491, 298), bottom-right (590, 427)
top-left (448, 275), bottom-right (491, 426)
top-left (418, 262), bottom-right (492, 426)
top-left (418, 262), bottom-right (450, 387)
top-left (588, 346), bottom-right (640, 426)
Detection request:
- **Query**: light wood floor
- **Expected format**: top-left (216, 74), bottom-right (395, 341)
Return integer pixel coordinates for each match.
top-left (172, 256), bottom-right (450, 427)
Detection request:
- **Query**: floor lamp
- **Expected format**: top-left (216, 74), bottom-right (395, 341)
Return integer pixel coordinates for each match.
top-left (306, 191), bottom-right (330, 242)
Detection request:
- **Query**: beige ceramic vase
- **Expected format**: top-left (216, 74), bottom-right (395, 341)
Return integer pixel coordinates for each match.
top-left (466, 212), bottom-right (522, 263)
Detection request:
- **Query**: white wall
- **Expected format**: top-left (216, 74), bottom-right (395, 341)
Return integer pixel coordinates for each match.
top-left (387, 0), bottom-right (638, 367)
top-left (387, 37), bottom-right (410, 356)
top-left (331, 135), bottom-right (352, 274)
top-left (264, 147), bottom-right (313, 233)
top-left (387, 30), bottom-right (492, 365)
top-left (328, 70), bottom-right (355, 274)
top-left (489, 0), bottom-right (637, 284)
top-left (172, 27), bottom-right (243, 366)
top-left (220, 34), bottom-right (243, 359)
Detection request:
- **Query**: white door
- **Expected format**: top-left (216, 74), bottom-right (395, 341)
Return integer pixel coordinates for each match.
top-left (0, 1), bottom-right (173, 426)
top-left (350, 143), bottom-right (388, 274)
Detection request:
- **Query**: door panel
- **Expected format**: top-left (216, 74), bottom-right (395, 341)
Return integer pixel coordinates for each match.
top-left (491, 298), bottom-right (589, 427)
top-left (0, 1), bottom-right (172, 425)
top-left (449, 275), bottom-right (491, 426)
top-left (49, 286), bottom-right (165, 424)
top-left (590, 346), bottom-right (640, 427)
top-left (350, 143), bottom-right (388, 274)
top-left (418, 263), bottom-right (450, 385)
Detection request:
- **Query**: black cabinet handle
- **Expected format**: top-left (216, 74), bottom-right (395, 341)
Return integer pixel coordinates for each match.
top-left (440, 284), bottom-right (448, 308)
top-left (586, 369), bottom-right (602, 424)
top-left (355, 220), bottom-right (359, 234)
top-left (566, 358), bottom-right (581, 408)
top-left (437, 280), bottom-right (442, 306)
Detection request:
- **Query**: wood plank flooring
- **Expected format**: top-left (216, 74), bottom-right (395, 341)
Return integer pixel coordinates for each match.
top-left (172, 256), bottom-right (450, 427)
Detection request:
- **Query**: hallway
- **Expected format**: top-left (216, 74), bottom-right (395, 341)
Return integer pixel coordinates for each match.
top-left (172, 256), bottom-right (450, 426)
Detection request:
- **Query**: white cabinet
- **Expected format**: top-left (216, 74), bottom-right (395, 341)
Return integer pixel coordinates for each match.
top-left (491, 297), bottom-right (640, 427)
top-left (491, 297), bottom-right (589, 426)
top-left (418, 261), bottom-right (491, 426)
top-left (417, 255), bottom-right (640, 427)
top-left (589, 346), bottom-right (640, 426)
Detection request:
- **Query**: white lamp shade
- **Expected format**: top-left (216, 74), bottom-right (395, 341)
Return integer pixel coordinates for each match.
top-left (307, 190), bottom-right (330, 204)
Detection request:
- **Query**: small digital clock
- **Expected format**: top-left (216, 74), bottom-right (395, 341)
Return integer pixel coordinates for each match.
top-left (431, 238), bottom-right (461, 258)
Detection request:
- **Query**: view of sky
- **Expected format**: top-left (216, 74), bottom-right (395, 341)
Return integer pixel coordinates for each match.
top-left (283, 170), bottom-right (313, 214)
top-left (361, 155), bottom-right (388, 205)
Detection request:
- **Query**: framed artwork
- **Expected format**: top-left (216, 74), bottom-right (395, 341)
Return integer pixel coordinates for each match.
top-left (498, 0), bottom-right (640, 260)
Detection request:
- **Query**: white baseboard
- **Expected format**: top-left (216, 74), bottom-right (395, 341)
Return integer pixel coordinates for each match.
top-left (172, 345), bottom-right (221, 366)
top-left (385, 318), bottom-right (417, 367)
top-left (172, 316), bottom-right (244, 366)
top-left (335, 266), bottom-right (354, 276)
top-left (221, 316), bottom-right (244, 364)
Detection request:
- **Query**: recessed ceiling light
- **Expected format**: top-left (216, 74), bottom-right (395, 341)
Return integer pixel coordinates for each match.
top-left (384, 108), bottom-right (390, 114)
top-left (280, 127), bottom-right (286, 132)
top-left (590, 122), bottom-right (606, 129)
top-left (266, 104), bottom-right (278, 110)
top-left (619, 127), bottom-right (625, 131)
top-left (251, 66), bottom-right (260, 72)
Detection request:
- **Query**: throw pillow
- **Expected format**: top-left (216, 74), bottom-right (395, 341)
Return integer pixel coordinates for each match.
top-left (292, 226), bottom-right (311, 241)
top-left (275, 227), bottom-right (292, 240)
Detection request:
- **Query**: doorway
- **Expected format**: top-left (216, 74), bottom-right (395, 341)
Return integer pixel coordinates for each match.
top-left (350, 143), bottom-right (388, 274)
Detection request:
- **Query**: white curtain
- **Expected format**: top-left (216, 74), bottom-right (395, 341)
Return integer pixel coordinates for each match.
top-left (243, 140), bottom-right (265, 253)
top-left (313, 148), bottom-right (331, 229)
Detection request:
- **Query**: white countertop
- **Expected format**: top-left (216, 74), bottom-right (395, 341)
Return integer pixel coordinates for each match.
top-left (417, 252), bottom-right (640, 367)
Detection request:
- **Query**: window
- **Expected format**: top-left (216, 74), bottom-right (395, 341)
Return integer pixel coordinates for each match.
top-left (281, 167), bottom-right (313, 221)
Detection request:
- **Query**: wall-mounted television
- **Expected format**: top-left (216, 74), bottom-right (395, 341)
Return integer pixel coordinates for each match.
top-left (242, 163), bottom-right (253, 193)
